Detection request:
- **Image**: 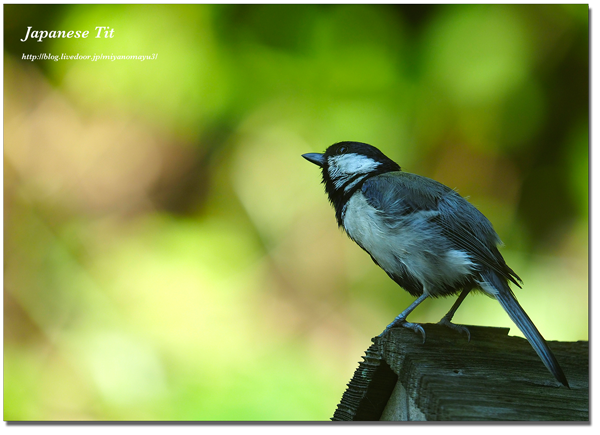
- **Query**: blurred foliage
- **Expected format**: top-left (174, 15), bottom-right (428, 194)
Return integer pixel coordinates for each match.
top-left (3, 4), bottom-right (588, 421)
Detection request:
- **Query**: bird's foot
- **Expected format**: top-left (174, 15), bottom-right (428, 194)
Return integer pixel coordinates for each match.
top-left (438, 317), bottom-right (471, 342)
top-left (379, 318), bottom-right (426, 343)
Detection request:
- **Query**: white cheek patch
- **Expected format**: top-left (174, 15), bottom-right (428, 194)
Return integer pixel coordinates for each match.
top-left (330, 154), bottom-right (381, 174)
top-left (328, 154), bottom-right (381, 189)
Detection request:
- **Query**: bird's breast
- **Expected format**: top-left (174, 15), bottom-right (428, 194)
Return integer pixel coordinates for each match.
top-left (342, 192), bottom-right (418, 270)
top-left (341, 191), bottom-right (474, 294)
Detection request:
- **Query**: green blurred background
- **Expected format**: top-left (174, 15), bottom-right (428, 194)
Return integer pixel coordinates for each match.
top-left (3, 4), bottom-right (588, 421)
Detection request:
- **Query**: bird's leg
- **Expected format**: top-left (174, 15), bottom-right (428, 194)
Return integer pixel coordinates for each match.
top-left (438, 289), bottom-right (471, 341)
top-left (379, 293), bottom-right (429, 343)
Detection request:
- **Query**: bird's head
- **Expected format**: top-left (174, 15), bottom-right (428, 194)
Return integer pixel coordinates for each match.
top-left (302, 141), bottom-right (400, 198)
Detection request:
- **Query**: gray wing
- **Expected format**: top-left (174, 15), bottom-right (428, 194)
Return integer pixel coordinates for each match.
top-left (362, 172), bottom-right (522, 288)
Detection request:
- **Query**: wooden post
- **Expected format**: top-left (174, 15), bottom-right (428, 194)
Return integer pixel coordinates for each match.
top-left (332, 324), bottom-right (588, 421)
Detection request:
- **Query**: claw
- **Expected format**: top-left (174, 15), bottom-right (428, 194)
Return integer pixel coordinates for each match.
top-left (379, 318), bottom-right (427, 343)
top-left (378, 293), bottom-right (429, 342)
top-left (402, 321), bottom-right (427, 343)
top-left (438, 317), bottom-right (471, 342)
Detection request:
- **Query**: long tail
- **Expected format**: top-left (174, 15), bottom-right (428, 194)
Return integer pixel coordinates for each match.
top-left (485, 273), bottom-right (569, 388)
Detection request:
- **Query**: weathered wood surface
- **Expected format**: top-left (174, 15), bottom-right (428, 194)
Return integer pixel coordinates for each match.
top-left (332, 324), bottom-right (588, 421)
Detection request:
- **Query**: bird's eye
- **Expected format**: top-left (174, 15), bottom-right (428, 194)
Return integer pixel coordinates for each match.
top-left (338, 146), bottom-right (347, 154)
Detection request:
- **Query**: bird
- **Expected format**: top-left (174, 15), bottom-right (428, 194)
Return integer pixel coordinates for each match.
top-left (302, 141), bottom-right (569, 388)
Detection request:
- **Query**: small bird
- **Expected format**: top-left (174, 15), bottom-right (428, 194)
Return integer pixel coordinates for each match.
top-left (302, 141), bottom-right (568, 387)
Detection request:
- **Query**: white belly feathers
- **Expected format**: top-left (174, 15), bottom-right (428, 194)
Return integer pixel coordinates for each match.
top-left (342, 191), bottom-right (474, 294)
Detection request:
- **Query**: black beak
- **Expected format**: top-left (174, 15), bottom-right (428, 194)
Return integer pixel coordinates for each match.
top-left (302, 153), bottom-right (325, 167)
